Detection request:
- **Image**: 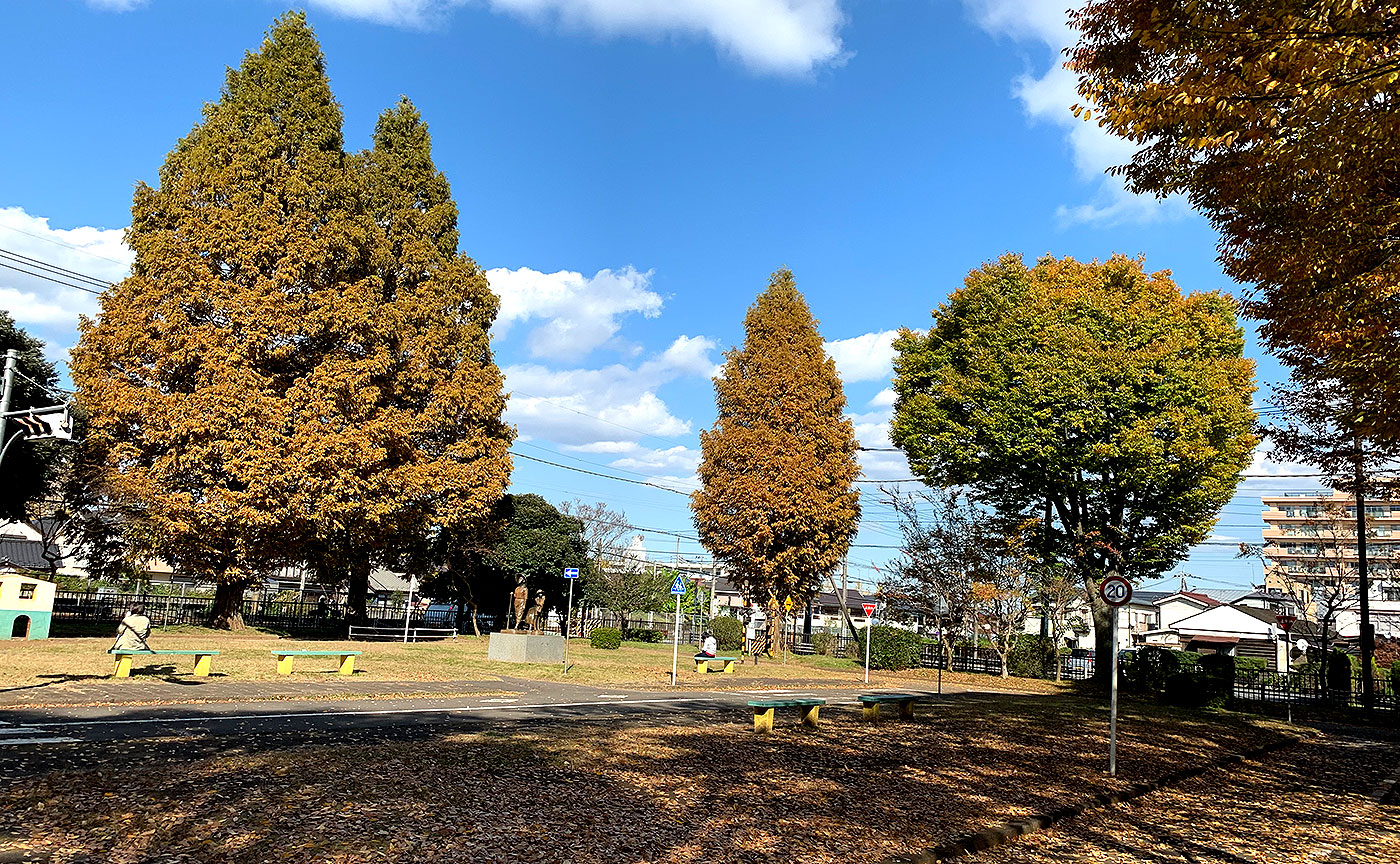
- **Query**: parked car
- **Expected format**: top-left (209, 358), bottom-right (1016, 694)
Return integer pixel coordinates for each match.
top-left (1065, 648), bottom-right (1095, 675)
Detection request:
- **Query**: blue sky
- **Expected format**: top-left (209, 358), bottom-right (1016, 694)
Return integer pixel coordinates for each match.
top-left (0, 0), bottom-right (1304, 593)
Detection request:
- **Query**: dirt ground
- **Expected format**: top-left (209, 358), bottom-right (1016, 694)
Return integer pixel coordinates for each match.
top-left (4, 694), bottom-right (1375, 864)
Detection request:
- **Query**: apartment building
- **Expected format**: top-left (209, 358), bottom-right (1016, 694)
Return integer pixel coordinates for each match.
top-left (1260, 491), bottom-right (1400, 638)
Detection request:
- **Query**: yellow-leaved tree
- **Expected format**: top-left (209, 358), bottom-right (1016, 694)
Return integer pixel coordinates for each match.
top-left (691, 269), bottom-right (861, 651)
top-left (72, 14), bottom-right (512, 627)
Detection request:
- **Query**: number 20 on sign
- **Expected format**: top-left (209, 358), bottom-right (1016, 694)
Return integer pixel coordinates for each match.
top-left (1099, 576), bottom-right (1132, 607)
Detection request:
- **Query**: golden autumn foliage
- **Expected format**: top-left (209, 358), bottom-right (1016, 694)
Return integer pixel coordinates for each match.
top-left (691, 270), bottom-right (861, 640)
top-left (70, 14), bottom-right (512, 626)
top-left (1067, 1), bottom-right (1400, 441)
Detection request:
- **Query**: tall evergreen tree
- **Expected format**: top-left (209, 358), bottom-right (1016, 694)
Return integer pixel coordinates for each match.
top-left (72, 15), bottom-right (512, 627)
top-left (307, 97), bottom-right (513, 621)
top-left (691, 269), bottom-right (861, 649)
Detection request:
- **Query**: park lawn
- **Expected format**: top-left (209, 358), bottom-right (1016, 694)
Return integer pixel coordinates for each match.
top-left (0, 629), bottom-right (1037, 692)
top-left (0, 695), bottom-right (1303, 864)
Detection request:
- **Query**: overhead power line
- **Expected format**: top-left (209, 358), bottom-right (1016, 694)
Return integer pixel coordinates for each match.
top-left (0, 256), bottom-right (107, 296)
top-left (511, 451), bottom-right (692, 496)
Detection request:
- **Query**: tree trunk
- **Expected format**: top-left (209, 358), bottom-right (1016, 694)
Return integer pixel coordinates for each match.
top-left (347, 558), bottom-right (370, 625)
top-left (210, 580), bottom-right (249, 630)
top-left (1090, 589), bottom-right (1115, 691)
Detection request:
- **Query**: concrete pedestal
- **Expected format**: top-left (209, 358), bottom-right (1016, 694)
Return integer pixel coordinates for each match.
top-left (487, 631), bottom-right (565, 664)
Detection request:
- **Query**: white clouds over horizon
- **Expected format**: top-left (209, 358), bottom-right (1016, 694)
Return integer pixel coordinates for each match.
top-left (486, 265), bottom-right (664, 360)
top-left (825, 329), bottom-right (897, 384)
top-left (0, 207), bottom-right (131, 364)
top-left (304, 0), bottom-right (847, 75)
top-left (961, 0), bottom-right (1187, 226)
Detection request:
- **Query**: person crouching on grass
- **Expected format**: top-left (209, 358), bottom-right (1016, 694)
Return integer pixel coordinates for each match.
top-left (109, 604), bottom-right (153, 653)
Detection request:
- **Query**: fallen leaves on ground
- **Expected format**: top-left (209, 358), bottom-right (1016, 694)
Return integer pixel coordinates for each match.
top-left (0, 696), bottom-right (1392, 864)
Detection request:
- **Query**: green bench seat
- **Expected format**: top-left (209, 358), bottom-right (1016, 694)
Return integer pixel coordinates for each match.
top-left (857, 693), bottom-right (922, 721)
top-left (111, 649), bottom-right (220, 678)
top-left (695, 655), bottom-right (739, 674)
top-left (270, 649), bottom-right (362, 675)
top-left (746, 697), bottom-right (825, 733)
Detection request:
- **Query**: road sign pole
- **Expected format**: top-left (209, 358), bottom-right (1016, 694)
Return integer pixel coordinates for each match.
top-left (671, 590), bottom-right (681, 686)
top-left (402, 576), bottom-right (417, 644)
top-left (1109, 606), bottom-right (1118, 776)
top-left (864, 609), bottom-right (873, 684)
top-left (564, 576), bottom-right (574, 674)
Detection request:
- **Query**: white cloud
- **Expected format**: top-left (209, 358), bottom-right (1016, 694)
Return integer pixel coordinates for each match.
top-left (961, 0), bottom-right (1187, 226)
top-left (503, 334), bottom-right (717, 448)
top-left (846, 407), bottom-right (913, 481)
top-left (868, 387), bottom-right (896, 409)
top-left (487, 265), bottom-right (663, 360)
top-left (0, 207), bottom-right (130, 338)
top-left (306, 0), bottom-right (848, 75)
top-left (825, 329), bottom-right (897, 383)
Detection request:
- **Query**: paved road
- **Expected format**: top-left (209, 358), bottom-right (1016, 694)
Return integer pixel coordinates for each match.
top-left (0, 678), bottom-right (1016, 749)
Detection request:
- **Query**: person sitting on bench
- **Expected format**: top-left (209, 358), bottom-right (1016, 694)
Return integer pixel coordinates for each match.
top-left (110, 604), bottom-right (152, 653)
top-left (693, 631), bottom-right (717, 660)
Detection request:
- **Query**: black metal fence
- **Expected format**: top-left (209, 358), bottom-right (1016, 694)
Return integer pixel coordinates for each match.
top-left (1227, 668), bottom-right (1399, 712)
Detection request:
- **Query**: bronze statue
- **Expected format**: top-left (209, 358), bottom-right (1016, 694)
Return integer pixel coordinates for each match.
top-left (507, 575), bottom-right (529, 630)
top-left (523, 590), bottom-right (547, 633)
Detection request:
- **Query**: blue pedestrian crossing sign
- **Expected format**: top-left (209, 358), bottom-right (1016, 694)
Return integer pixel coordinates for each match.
top-left (563, 567), bottom-right (580, 579)
top-left (670, 574), bottom-right (686, 595)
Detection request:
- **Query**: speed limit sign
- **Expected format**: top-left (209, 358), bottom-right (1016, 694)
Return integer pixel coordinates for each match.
top-left (1099, 576), bottom-right (1132, 607)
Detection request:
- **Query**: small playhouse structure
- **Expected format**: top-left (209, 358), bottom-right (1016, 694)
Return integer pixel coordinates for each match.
top-left (0, 573), bottom-right (56, 639)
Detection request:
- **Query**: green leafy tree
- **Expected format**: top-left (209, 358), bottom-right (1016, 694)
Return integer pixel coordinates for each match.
top-left (692, 269), bottom-right (861, 649)
top-left (890, 254), bottom-right (1256, 684)
top-left (0, 311), bottom-right (65, 522)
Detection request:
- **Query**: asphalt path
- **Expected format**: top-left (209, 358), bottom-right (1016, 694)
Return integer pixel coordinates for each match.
top-left (0, 679), bottom-right (998, 747)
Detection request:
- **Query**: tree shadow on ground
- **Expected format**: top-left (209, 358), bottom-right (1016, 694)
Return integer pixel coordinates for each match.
top-left (0, 674), bottom-right (107, 695)
top-left (0, 692), bottom-right (1333, 864)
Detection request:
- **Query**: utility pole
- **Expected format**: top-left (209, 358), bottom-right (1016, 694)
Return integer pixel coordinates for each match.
top-left (0, 350), bottom-right (18, 467)
top-left (1354, 438), bottom-right (1375, 711)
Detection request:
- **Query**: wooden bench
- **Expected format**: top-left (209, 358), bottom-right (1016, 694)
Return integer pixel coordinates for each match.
top-left (747, 698), bottom-right (825, 733)
top-left (694, 655), bottom-right (739, 674)
top-left (111, 649), bottom-right (219, 678)
top-left (271, 649), bottom-right (362, 675)
top-left (857, 693), bottom-right (921, 721)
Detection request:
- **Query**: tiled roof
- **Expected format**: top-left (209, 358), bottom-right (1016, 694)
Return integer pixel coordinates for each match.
top-left (0, 538), bottom-right (59, 571)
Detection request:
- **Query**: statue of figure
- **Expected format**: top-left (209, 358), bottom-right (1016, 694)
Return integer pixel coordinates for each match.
top-left (523, 590), bottom-right (547, 633)
top-left (507, 575), bottom-right (529, 631)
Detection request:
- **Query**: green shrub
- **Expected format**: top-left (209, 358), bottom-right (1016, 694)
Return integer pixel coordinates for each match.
top-left (853, 625), bottom-right (924, 670)
top-left (1163, 670), bottom-right (1210, 707)
top-left (1196, 653), bottom-right (1235, 706)
top-left (1007, 635), bottom-right (1056, 678)
top-left (1390, 661), bottom-right (1400, 696)
top-left (1176, 650), bottom-right (1201, 669)
top-left (810, 631), bottom-right (837, 657)
top-left (1327, 649), bottom-right (1355, 692)
top-left (1234, 657), bottom-right (1267, 683)
top-left (589, 627), bottom-right (622, 650)
top-left (622, 627), bottom-right (664, 643)
top-left (1125, 646), bottom-right (1180, 692)
top-left (710, 616), bottom-right (744, 651)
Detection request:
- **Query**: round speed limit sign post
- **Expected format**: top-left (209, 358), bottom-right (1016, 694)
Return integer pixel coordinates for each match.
top-left (1099, 576), bottom-right (1132, 776)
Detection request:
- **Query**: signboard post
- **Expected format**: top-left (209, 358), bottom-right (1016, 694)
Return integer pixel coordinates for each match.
top-left (1099, 576), bottom-right (1132, 776)
top-left (862, 602), bottom-right (877, 684)
top-left (1276, 613), bottom-right (1297, 723)
top-left (669, 574), bottom-right (686, 686)
top-left (563, 567), bottom-right (580, 673)
top-left (402, 575), bottom-right (418, 644)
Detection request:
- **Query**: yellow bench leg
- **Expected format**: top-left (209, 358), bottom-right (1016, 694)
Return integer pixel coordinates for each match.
top-left (695, 659), bottom-right (707, 673)
top-left (114, 656), bottom-right (132, 678)
top-left (899, 699), bottom-right (915, 720)
top-left (338, 655), bottom-right (355, 675)
top-left (753, 707), bottom-right (775, 733)
top-left (277, 655), bottom-right (295, 675)
top-left (801, 705), bottom-right (820, 728)
top-left (722, 659), bottom-right (736, 674)
top-left (862, 703), bottom-right (879, 722)
top-left (192, 654), bottom-right (213, 677)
